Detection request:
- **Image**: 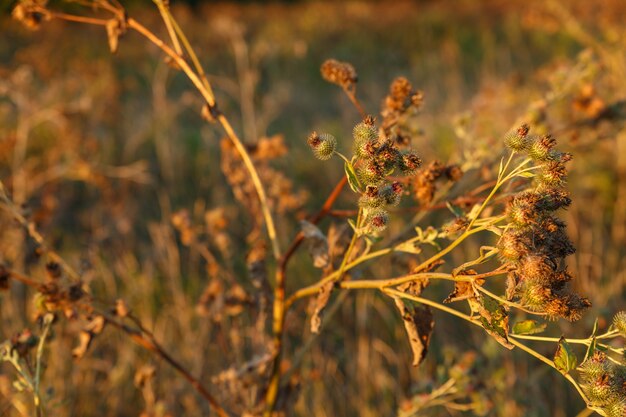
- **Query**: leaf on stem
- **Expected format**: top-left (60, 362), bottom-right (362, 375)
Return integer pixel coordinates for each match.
top-left (475, 295), bottom-right (514, 349)
top-left (554, 336), bottom-right (578, 374)
top-left (344, 160), bottom-right (361, 193)
top-left (512, 320), bottom-right (547, 335)
top-left (392, 297), bottom-right (434, 366)
top-left (444, 281), bottom-right (474, 303)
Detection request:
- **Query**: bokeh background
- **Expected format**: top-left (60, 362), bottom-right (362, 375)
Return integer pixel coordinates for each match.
top-left (1, 1), bottom-right (625, 416)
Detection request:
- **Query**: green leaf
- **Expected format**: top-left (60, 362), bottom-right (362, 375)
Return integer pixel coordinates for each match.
top-left (476, 296), bottom-right (514, 349)
top-left (516, 171), bottom-right (535, 178)
top-left (344, 161), bottom-right (361, 193)
top-left (512, 320), bottom-right (547, 335)
top-left (554, 337), bottom-right (578, 374)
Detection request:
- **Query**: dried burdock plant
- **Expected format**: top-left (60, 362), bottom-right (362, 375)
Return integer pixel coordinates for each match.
top-left (4, 1), bottom-right (626, 417)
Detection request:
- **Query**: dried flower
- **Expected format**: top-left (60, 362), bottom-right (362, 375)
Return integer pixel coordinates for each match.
top-left (321, 59), bottom-right (358, 91)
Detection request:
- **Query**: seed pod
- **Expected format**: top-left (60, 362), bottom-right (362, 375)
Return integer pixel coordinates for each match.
top-left (537, 161), bottom-right (567, 186)
top-left (504, 123), bottom-right (533, 152)
top-left (353, 121), bottom-right (378, 145)
top-left (613, 311), bottom-right (626, 337)
top-left (379, 181), bottom-right (403, 206)
top-left (366, 209), bottom-right (389, 232)
top-left (528, 134), bottom-right (557, 161)
top-left (358, 160), bottom-right (385, 185)
top-left (307, 132), bottom-right (337, 160)
top-left (358, 185), bottom-right (385, 208)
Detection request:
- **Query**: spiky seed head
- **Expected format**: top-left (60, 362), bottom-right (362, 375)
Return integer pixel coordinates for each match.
top-left (353, 121), bottom-right (378, 143)
top-left (613, 311), bottom-right (626, 337)
top-left (498, 230), bottom-right (532, 263)
top-left (504, 123), bottom-right (533, 152)
top-left (580, 352), bottom-right (611, 381)
top-left (582, 374), bottom-right (618, 406)
top-left (528, 134), bottom-right (557, 161)
top-left (358, 160), bottom-right (385, 185)
top-left (605, 399), bottom-right (626, 417)
top-left (537, 161), bottom-right (567, 186)
top-left (367, 209), bottom-right (389, 232)
top-left (358, 185), bottom-right (385, 208)
top-left (379, 181), bottom-right (403, 206)
top-left (307, 132), bottom-right (336, 160)
top-left (519, 281), bottom-right (550, 311)
top-left (399, 151), bottom-right (422, 176)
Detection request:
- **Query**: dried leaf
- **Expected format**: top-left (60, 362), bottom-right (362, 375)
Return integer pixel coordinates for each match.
top-left (310, 281), bottom-right (333, 334)
top-left (444, 281), bottom-right (474, 303)
top-left (397, 275), bottom-right (429, 297)
top-left (393, 297), bottom-right (434, 366)
top-left (300, 220), bottom-right (330, 268)
top-left (554, 336), bottom-right (578, 374)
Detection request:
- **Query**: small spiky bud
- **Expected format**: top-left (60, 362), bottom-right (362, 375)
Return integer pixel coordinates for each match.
top-left (498, 230), bottom-right (533, 263)
top-left (379, 181), bottom-right (403, 206)
top-left (580, 352), bottom-right (611, 381)
top-left (583, 373), bottom-right (618, 406)
top-left (605, 400), bottom-right (626, 417)
top-left (504, 123), bottom-right (533, 151)
top-left (353, 121), bottom-right (378, 144)
top-left (506, 192), bottom-right (541, 226)
top-left (367, 209), bottom-right (389, 232)
top-left (537, 162), bottom-right (567, 186)
top-left (519, 281), bottom-right (550, 311)
top-left (399, 151), bottom-right (422, 176)
top-left (358, 185), bottom-right (385, 208)
top-left (378, 143), bottom-right (401, 170)
top-left (358, 160), bottom-right (385, 185)
top-left (517, 254), bottom-right (555, 284)
top-left (612, 311), bottom-right (626, 337)
top-left (307, 132), bottom-right (336, 160)
top-left (528, 134), bottom-right (557, 161)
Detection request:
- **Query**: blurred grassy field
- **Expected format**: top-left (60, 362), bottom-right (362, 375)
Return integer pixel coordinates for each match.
top-left (1, 1), bottom-right (626, 416)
